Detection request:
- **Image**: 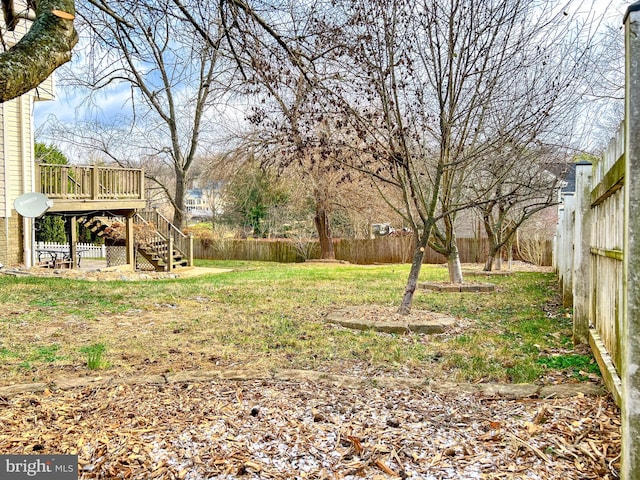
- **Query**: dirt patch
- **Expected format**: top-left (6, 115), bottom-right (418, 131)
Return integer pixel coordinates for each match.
top-left (456, 261), bottom-right (553, 273)
top-left (305, 259), bottom-right (351, 265)
top-left (0, 266), bottom-right (232, 281)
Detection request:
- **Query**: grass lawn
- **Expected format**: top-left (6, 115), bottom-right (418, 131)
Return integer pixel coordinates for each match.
top-left (0, 261), bottom-right (599, 386)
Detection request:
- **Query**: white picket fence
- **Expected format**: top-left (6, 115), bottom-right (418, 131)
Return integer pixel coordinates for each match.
top-left (35, 242), bottom-right (106, 258)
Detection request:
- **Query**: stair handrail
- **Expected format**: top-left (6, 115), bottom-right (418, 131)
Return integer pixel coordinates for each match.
top-left (135, 209), bottom-right (193, 268)
top-left (133, 212), bottom-right (172, 270)
top-left (133, 212), bottom-right (164, 242)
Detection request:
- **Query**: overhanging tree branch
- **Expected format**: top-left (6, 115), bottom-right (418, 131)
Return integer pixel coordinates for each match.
top-left (0, 0), bottom-right (78, 102)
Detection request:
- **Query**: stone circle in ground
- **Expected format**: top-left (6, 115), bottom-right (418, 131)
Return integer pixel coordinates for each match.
top-left (419, 281), bottom-right (496, 292)
top-left (462, 269), bottom-right (513, 277)
top-left (325, 305), bottom-right (456, 334)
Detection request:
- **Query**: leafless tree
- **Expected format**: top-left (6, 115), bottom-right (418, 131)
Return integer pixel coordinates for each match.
top-left (46, 0), bottom-right (234, 229)
top-left (581, 20), bottom-right (625, 149)
top-left (243, 73), bottom-right (342, 258)
top-left (469, 148), bottom-right (565, 271)
top-left (323, 0), bottom-right (598, 313)
top-left (215, 0), bottom-right (348, 259)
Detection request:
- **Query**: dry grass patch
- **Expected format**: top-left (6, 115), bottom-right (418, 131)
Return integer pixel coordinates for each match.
top-left (0, 261), bottom-right (595, 386)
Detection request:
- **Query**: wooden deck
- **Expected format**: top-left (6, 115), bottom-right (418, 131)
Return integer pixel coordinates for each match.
top-left (36, 163), bottom-right (146, 213)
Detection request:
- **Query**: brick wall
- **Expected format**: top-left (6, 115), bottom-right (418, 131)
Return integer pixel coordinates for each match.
top-left (0, 213), bottom-right (22, 266)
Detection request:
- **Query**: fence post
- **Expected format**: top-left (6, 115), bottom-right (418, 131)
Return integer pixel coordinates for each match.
top-left (561, 194), bottom-right (575, 307)
top-left (555, 208), bottom-right (565, 278)
top-left (573, 161), bottom-right (593, 345)
top-left (623, 3), bottom-right (640, 479)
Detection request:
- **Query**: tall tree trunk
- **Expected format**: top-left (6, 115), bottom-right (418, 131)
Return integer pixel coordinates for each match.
top-left (314, 206), bottom-right (334, 260)
top-left (173, 171), bottom-right (186, 230)
top-left (398, 230), bottom-right (430, 315)
top-left (482, 213), bottom-right (498, 272)
top-left (484, 244), bottom-right (501, 272)
top-left (443, 215), bottom-right (464, 283)
top-left (314, 186), bottom-right (335, 260)
top-left (484, 253), bottom-right (495, 272)
top-left (448, 243), bottom-right (463, 283)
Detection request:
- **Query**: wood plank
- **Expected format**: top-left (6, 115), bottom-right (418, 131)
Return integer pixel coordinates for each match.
top-left (589, 329), bottom-right (622, 407)
top-left (590, 247), bottom-right (624, 261)
top-left (591, 154), bottom-right (625, 207)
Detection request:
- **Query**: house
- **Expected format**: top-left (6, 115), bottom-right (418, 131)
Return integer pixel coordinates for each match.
top-left (0, 2), bottom-right (191, 271)
top-left (0, 0), bottom-right (55, 267)
top-left (185, 182), bottom-right (225, 221)
top-left (185, 188), bottom-right (212, 220)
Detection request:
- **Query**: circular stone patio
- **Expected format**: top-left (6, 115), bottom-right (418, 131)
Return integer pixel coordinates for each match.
top-left (325, 305), bottom-right (457, 334)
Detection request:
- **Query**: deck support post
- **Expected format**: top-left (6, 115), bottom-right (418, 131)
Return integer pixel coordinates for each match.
top-left (125, 214), bottom-right (135, 271)
top-left (69, 215), bottom-right (77, 269)
top-left (167, 235), bottom-right (174, 273)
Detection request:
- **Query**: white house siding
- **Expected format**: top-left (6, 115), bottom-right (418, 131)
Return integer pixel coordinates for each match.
top-left (4, 5), bottom-right (29, 46)
top-left (0, 96), bottom-right (33, 266)
top-left (0, 0), bottom-right (42, 266)
top-left (5, 99), bottom-right (26, 200)
top-left (33, 74), bottom-right (55, 101)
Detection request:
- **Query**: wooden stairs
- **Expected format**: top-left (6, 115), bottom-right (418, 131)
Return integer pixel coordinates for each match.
top-left (133, 210), bottom-right (193, 272)
top-left (79, 213), bottom-right (192, 272)
top-left (80, 216), bottom-right (110, 237)
top-left (136, 240), bottom-right (189, 271)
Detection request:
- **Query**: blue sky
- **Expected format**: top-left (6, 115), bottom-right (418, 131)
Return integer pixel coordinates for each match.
top-left (35, 76), bottom-right (133, 129)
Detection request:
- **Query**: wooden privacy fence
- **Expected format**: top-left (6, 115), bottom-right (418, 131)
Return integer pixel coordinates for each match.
top-left (192, 236), bottom-right (552, 265)
top-left (545, 7), bottom-right (640, 478)
top-left (554, 123), bottom-right (624, 406)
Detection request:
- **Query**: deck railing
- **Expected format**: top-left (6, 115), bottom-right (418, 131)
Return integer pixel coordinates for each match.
top-left (36, 164), bottom-right (144, 200)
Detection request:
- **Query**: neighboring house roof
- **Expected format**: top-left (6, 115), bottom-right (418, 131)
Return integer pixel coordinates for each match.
top-left (544, 160), bottom-right (592, 196)
top-left (561, 163), bottom-right (577, 195)
top-left (560, 161), bottom-right (592, 195)
top-left (188, 188), bottom-right (204, 199)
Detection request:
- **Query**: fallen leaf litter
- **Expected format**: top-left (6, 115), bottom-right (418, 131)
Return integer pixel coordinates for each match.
top-left (0, 378), bottom-right (620, 479)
